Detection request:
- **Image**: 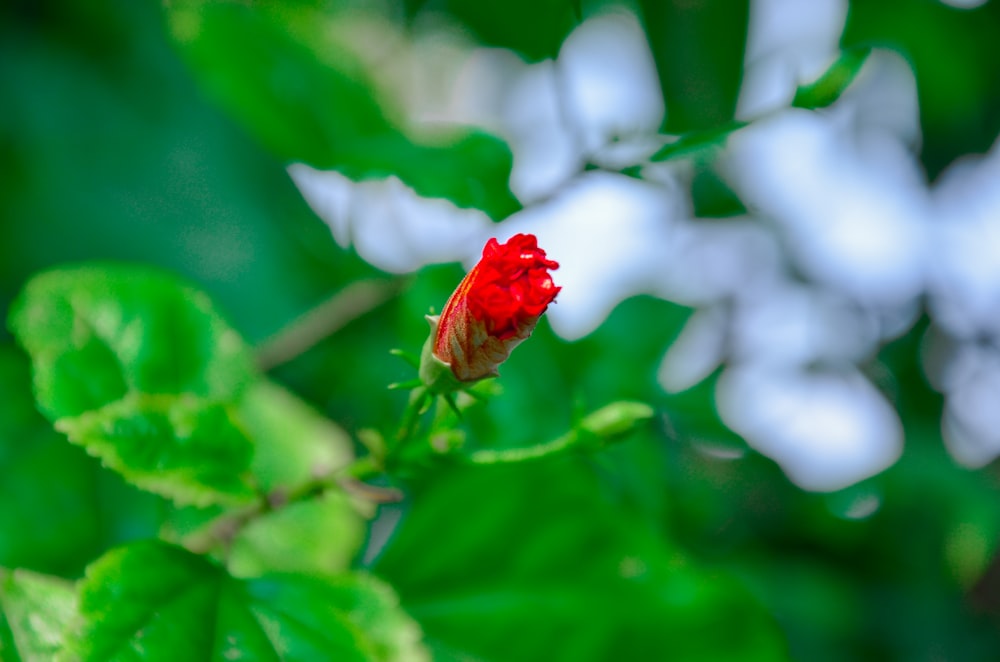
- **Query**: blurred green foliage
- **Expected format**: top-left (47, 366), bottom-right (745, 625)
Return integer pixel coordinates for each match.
top-left (641, 0), bottom-right (749, 132)
top-left (2, 0), bottom-right (1000, 660)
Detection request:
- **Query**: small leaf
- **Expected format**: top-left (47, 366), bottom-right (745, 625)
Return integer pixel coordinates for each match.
top-left (56, 393), bottom-right (256, 507)
top-left (650, 120), bottom-right (748, 163)
top-left (8, 264), bottom-right (256, 421)
top-left (67, 541), bottom-right (428, 662)
top-left (229, 492), bottom-right (365, 578)
top-left (792, 47), bottom-right (872, 111)
top-left (238, 379), bottom-right (354, 495)
top-left (0, 568), bottom-right (77, 662)
top-left (240, 572), bottom-right (428, 662)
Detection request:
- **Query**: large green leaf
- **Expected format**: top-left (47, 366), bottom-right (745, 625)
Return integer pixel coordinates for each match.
top-left (56, 394), bottom-right (256, 507)
top-left (640, 0), bottom-right (749, 133)
top-left (376, 455), bottom-right (788, 661)
top-left (67, 541), bottom-right (427, 662)
top-left (0, 568), bottom-right (77, 662)
top-left (8, 265), bottom-right (258, 506)
top-left (166, 1), bottom-right (520, 220)
top-left (8, 264), bottom-right (256, 421)
top-left (426, 0), bottom-right (577, 61)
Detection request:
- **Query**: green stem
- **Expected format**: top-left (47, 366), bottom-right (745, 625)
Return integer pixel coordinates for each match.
top-left (276, 455), bottom-right (387, 506)
top-left (395, 386), bottom-right (430, 446)
top-left (255, 278), bottom-right (404, 370)
top-left (464, 429), bottom-right (592, 466)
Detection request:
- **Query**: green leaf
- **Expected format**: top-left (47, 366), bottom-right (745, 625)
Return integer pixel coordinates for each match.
top-left (640, 0), bottom-right (750, 133)
top-left (239, 379), bottom-right (354, 494)
top-left (376, 457), bottom-right (787, 661)
top-left (166, 2), bottom-right (520, 220)
top-left (433, 0), bottom-right (577, 61)
top-left (0, 568), bottom-right (77, 662)
top-left (8, 264), bottom-right (256, 421)
top-left (67, 541), bottom-right (427, 662)
top-left (56, 393), bottom-right (256, 507)
top-left (650, 48), bottom-right (871, 164)
top-left (650, 120), bottom-right (748, 163)
top-left (241, 571), bottom-right (427, 662)
top-left (791, 47), bottom-right (872, 111)
top-left (159, 377), bottom-right (362, 553)
top-left (229, 492), bottom-right (365, 578)
top-left (8, 264), bottom-right (259, 507)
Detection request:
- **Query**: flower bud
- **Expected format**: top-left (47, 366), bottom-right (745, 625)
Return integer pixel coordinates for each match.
top-left (420, 234), bottom-right (560, 390)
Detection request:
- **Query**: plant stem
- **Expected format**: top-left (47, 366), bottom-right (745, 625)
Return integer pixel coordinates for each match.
top-left (256, 278), bottom-right (405, 370)
top-left (395, 386), bottom-right (430, 446)
top-left (464, 429), bottom-right (591, 466)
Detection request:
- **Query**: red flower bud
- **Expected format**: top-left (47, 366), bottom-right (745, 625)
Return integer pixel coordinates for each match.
top-left (421, 234), bottom-right (560, 388)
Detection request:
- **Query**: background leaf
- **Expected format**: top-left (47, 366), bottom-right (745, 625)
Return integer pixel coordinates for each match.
top-left (166, 1), bottom-right (520, 220)
top-left (421, 0), bottom-right (578, 61)
top-left (239, 379), bottom-right (355, 495)
top-left (639, 0), bottom-right (749, 133)
top-left (375, 454), bottom-right (788, 662)
top-left (229, 493), bottom-right (366, 579)
top-left (69, 541), bottom-right (427, 662)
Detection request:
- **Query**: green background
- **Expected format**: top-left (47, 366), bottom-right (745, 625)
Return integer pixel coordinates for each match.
top-left (3, 0), bottom-right (1000, 659)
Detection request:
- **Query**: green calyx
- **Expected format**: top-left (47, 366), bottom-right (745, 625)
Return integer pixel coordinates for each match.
top-left (417, 316), bottom-right (465, 395)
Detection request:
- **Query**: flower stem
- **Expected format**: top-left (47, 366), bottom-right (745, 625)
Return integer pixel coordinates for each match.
top-left (395, 386), bottom-right (430, 446)
top-left (255, 278), bottom-right (404, 370)
top-left (463, 429), bottom-right (587, 465)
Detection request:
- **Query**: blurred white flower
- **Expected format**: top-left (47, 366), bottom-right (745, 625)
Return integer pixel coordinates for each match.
top-left (928, 137), bottom-right (1000, 337)
top-left (716, 365), bottom-right (903, 491)
top-left (556, 12), bottom-right (665, 155)
top-left (728, 284), bottom-right (880, 367)
top-left (287, 164), bottom-right (490, 273)
top-left (658, 306), bottom-right (729, 394)
top-left (679, 12), bottom-right (925, 490)
top-left (738, 0), bottom-right (848, 118)
top-left (938, 0), bottom-right (988, 8)
top-left (288, 8), bottom-right (665, 274)
top-left (942, 357), bottom-right (1000, 468)
top-left (921, 137), bottom-right (1000, 466)
top-left (725, 99), bottom-right (928, 308)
